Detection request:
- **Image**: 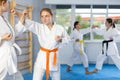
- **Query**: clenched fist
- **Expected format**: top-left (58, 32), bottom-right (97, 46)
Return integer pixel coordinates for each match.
top-left (55, 36), bottom-right (62, 42)
top-left (1, 33), bottom-right (12, 41)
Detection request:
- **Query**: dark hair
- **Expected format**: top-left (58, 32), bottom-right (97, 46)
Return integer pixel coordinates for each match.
top-left (0, 0), bottom-right (7, 5)
top-left (106, 18), bottom-right (115, 28)
top-left (73, 21), bottom-right (79, 30)
top-left (40, 8), bottom-right (53, 16)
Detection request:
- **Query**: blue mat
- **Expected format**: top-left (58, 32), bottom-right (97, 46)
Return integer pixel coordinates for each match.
top-left (23, 64), bottom-right (120, 80)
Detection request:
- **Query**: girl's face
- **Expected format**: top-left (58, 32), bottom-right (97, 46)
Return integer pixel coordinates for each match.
top-left (40, 11), bottom-right (53, 25)
top-left (76, 23), bottom-right (81, 30)
top-left (1, 0), bottom-right (9, 12)
top-left (105, 20), bottom-right (111, 28)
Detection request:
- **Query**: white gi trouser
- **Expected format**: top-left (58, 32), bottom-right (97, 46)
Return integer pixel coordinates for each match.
top-left (33, 52), bottom-right (60, 80)
top-left (95, 41), bottom-right (120, 70)
top-left (0, 43), bottom-right (23, 80)
top-left (68, 42), bottom-right (88, 68)
top-left (95, 53), bottom-right (120, 70)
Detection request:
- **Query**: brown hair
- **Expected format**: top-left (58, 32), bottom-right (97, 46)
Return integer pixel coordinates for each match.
top-left (0, 0), bottom-right (7, 5)
top-left (40, 8), bottom-right (53, 16)
top-left (73, 21), bottom-right (79, 30)
top-left (106, 18), bottom-right (115, 28)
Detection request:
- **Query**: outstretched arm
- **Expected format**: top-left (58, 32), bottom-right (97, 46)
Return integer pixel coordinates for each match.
top-left (80, 27), bottom-right (91, 35)
top-left (92, 25), bottom-right (104, 35)
top-left (9, 9), bottom-right (27, 36)
top-left (14, 9), bottom-right (40, 36)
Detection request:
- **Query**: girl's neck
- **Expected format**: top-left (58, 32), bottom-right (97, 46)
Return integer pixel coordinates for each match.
top-left (76, 28), bottom-right (80, 31)
top-left (106, 26), bottom-right (111, 31)
top-left (47, 23), bottom-right (53, 30)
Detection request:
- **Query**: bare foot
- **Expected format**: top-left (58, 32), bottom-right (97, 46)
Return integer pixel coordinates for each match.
top-left (85, 71), bottom-right (93, 74)
top-left (92, 69), bottom-right (98, 73)
top-left (67, 68), bottom-right (72, 72)
top-left (66, 66), bottom-right (72, 72)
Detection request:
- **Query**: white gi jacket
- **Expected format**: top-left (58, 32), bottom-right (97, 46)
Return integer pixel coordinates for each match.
top-left (71, 28), bottom-right (90, 51)
top-left (93, 27), bottom-right (120, 55)
top-left (0, 16), bottom-right (24, 78)
top-left (24, 19), bottom-right (70, 71)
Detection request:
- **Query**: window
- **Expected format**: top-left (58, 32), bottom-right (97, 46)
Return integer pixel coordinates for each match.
top-left (56, 8), bottom-right (72, 34)
top-left (92, 9), bottom-right (106, 13)
top-left (108, 9), bottom-right (120, 13)
top-left (55, 5), bottom-right (120, 41)
top-left (92, 14), bottom-right (105, 40)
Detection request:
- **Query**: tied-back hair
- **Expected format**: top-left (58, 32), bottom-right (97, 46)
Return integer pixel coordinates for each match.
top-left (106, 18), bottom-right (115, 28)
top-left (40, 8), bottom-right (54, 25)
top-left (40, 8), bottom-right (53, 16)
top-left (0, 0), bottom-right (7, 5)
top-left (73, 21), bottom-right (79, 30)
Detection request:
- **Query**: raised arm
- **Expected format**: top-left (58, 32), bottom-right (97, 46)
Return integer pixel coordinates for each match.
top-left (80, 27), bottom-right (91, 35)
top-left (10, 9), bottom-right (26, 36)
top-left (92, 25), bottom-right (104, 35)
top-left (14, 9), bottom-right (41, 36)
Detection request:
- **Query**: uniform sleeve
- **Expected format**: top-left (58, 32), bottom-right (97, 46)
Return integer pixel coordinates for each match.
top-left (14, 19), bottom-right (41, 36)
top-left (113, 28), bottom-right (120, 36)
top-left (80, 27), bottom-right (91, 35)
top-left (111, 28), bottom-right (120, 41)
top-left (24, 19), bottom-right (41, 35)
top-left (92, 28), bottom-right (104, 35)
top-left (14, 21), bottom-right (26, 36)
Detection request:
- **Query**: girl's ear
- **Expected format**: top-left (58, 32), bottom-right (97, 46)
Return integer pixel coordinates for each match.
top-left (1, 1), bottom-right (5, 6)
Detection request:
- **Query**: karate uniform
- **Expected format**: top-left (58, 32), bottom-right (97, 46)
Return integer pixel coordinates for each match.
top-left (93, 27), bottom-right (120, 70)
top-left (0, 16), bottom-right (24, 80)
top-left (67, 28), bottom-right (90, 68)
top-left (24, 19), bottom-right (70, 80)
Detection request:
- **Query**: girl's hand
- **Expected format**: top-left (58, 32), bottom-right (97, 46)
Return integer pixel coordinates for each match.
top-left (10, 9), bottom-right (16, 14)
top-left (15, 9), bottom-right (28, 18)
top-left (1, 33), bottom-right (12, 41)
top-left (75, 39), bottom-right (79, 42)
top-left (55, 36), bottom-right (62, 42)
top-left (92, 25), bottom-right (99, 29)
top-left (109, 37), bottom-right (113, 40)
top-left (15, 9), bottom-right (28, 24)
top-left (22, 9), bottom-right (28, 17)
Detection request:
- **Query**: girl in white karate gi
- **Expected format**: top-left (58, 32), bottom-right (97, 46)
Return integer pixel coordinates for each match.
top-left (91, 18), bottom-right (120, 73)
top-left (0, 0), bottom-right (25, 80)
top-left (66, 21), bottom-right (91, 74)
top-left (21, 8), bottom-right (70, 80)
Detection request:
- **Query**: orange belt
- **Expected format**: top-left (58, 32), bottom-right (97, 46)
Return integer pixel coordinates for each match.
top-left (40, 47), bottom-right (58, 80)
